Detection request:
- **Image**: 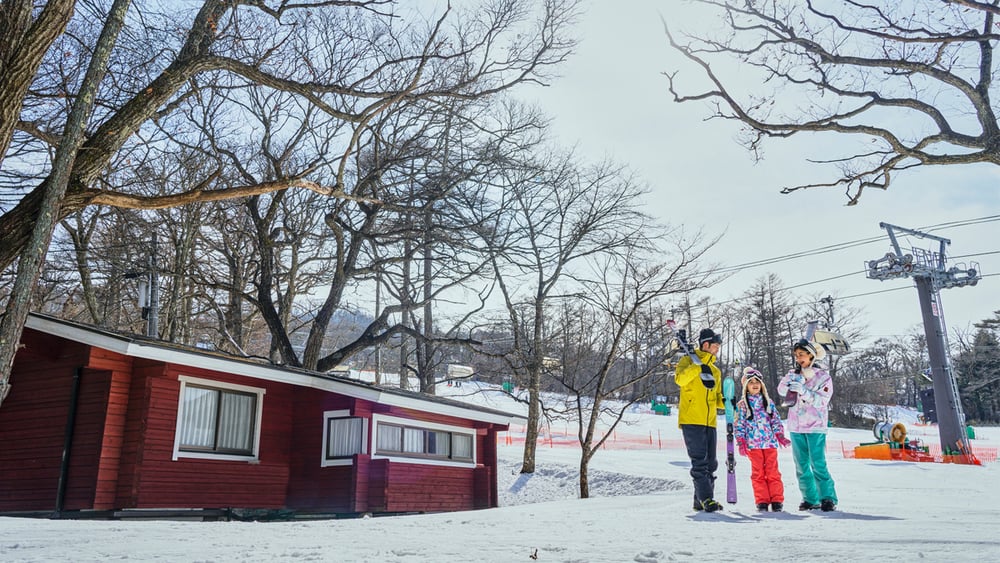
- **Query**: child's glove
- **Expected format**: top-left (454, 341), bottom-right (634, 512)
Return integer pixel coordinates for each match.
top-left (776, 433), bottom-right (791, 448)
top-left (737, 440), bottom-right (748, 457)
top-left (786, 380), bottom-right (804, 394)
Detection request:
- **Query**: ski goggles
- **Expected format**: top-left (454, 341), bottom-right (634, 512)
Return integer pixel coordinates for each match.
top-left (699, 333), bottom-right (723, 345)
top-left (742, 368), bottom-right (764, 384)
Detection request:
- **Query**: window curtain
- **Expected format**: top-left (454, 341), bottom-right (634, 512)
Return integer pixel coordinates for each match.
top-left (377, 424), bottom-right (402, 452)
top-left (180, 386), bottom-right (255, 453)
top-left (452, 434), bottom-right (473, 459)
top-left (180, 386), bottom-right (218, 448)
top-left (217, 392), bottom-right (255, 451)
top-left (403, 427), bottom-right (423, 453)
top-left (327, 418), bottom-right (363, 457)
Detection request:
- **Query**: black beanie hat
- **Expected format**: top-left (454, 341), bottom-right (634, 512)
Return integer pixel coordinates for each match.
top-left (698, 329), bottom-right (722, 346)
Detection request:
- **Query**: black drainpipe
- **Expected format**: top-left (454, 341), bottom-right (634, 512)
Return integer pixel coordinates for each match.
top-left (54, 367), bottom-right (82, 516)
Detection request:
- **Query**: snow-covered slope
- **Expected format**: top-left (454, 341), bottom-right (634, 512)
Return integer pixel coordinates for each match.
top-left (1, 380), bottom-right (996, 562)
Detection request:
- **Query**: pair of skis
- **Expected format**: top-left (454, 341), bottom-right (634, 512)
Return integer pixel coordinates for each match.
top-left (666, 320), bottom-right (737, 505)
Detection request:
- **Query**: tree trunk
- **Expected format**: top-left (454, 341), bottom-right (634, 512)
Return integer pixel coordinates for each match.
top-left (520, 366), bottom-right (541, 474)
top-left (0, 0), bottom-right (130, 407)
top-left (420, 205), bottom-right (435, 394)
top-left (579, 454), bottom-right (590, 499)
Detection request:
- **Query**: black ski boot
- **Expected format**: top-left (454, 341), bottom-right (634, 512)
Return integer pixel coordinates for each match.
top-left (820, 499), bottom-right (837, 512)
top-left (770, 502), bottom-right (783, 512)
top-left (756, 503), bottom-right (769, 512)
top-left (701, 499), bottom-right (723, 513)
top-left (798, 501), bottom-right (820, 511)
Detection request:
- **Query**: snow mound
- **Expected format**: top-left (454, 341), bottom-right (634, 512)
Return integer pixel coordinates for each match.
top-left (498, 460), bottom-right (684, 506)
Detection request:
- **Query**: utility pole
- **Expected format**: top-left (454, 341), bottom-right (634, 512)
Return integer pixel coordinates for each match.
top-left (147, 234), bottom-right (159, 338)
top-left (819, 295), bottom-right (834, 330)
top-left (866, 222), bottom-right (980, 460)
top-left (128, 235), bottom-right (159, 338)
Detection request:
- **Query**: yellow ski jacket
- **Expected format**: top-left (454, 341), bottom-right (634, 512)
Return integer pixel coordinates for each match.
top-left (674, 349), bottom-right (725, 427)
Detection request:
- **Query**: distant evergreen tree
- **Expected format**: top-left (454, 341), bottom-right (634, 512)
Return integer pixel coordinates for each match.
top-left (953, 313), bottom-right (1000, 423)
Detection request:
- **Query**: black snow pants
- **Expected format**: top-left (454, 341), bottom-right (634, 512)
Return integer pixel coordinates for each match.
top-left (681, 424), bottom-right (718, 504)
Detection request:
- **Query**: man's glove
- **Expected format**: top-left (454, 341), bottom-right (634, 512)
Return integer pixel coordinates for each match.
top-left (699, 364), bottom-right (715, 389)
top-left (737, 440), bottom-right (749, 457)
top-left (786, 380), bottom-right (804, 394)
top-left (776, 433), bottom-right (791, 448)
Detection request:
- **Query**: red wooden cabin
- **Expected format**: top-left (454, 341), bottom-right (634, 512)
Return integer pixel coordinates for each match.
top-left (0, 313), bottom-right (521, 519)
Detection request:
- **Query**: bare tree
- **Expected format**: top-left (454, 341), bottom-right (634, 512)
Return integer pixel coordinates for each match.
top-left (0, 0), bottom-right (580, 404)
top-left (473, 152), bottom-right (662, 474)
top-left (0, 0), bottom-right (129, 405)
top-left (735, 274), bottom-right (798, 392)
top-left (552, 235), bottom-right (717, 498)
top-left (663, 1), bottom-right (1000, 204)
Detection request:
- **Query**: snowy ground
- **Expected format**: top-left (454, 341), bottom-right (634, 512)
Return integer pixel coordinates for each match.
top-left (1, 381), bottom-right (997, 563)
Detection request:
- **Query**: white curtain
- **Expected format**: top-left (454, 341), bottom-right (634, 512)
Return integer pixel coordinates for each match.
top-left (180, 387), bottom-right (218, 448)
top-left (180, 386), bottom-right (255, 453)
top-left (377, 424), bottom-right (402, 452)
top-left (327, 417), bottom-right (363, 457)
top-left (452, 433), bottom-right (472, 459)
top-left (217, 392), bottom-right (255, 451)
top-left (429, 430), bottom-right (450, 456)
top-left (403, 427), bottom-right (423, 453)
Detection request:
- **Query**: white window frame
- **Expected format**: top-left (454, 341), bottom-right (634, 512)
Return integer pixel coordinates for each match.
top-left (321, 409), bottom-right (368, 467)
top-left (371, 414), bottom-right (477, 468)
top-left (172, 375), bottom-right (265, 462)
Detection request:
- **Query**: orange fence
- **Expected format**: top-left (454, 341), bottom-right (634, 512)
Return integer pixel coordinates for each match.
top-left (841, 440), bottom-right (997, 464)
top-left (499, 425), bottom-right (998, 464)
top-left (501, 425), bottom-right (686, 451)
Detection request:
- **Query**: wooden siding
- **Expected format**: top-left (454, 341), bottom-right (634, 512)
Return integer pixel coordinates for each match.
top-left (0, 331), bottom-right (91, 511)
top-left (474, 428), bottom-right (499, 508)
top-left (382, 462), bottom-right (475, 513)
top-left (3, 324), bottom-right (508, 516)
top-left (120, 363), bottom-right (291, 509)
top-left (372, 404), bottom-right (503, 513)
top-left (284, 385), bottom-right (355, 512)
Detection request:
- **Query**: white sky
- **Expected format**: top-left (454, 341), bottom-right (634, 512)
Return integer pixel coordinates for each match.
top-left (520, 0), bottom-right (1000, 346)
top-left (2, 381), bottom-right (997, 562)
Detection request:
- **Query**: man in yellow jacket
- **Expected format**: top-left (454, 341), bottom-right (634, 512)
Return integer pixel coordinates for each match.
top-left (674, 328), bottom-right (726, 512)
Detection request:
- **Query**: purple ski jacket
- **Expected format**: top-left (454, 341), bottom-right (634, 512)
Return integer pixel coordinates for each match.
top-left (777, 365), bottom-right (833, 433)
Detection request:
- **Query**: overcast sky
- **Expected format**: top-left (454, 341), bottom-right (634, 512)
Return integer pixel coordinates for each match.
top-left (518, 0), bottom-right (1000, 347)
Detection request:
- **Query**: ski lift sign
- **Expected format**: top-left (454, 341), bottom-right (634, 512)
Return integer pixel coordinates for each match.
top-left (812, 329), bottom-right (851, 356)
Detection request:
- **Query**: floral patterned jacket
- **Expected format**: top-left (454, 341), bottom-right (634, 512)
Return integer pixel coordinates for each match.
top-left (735, 394), bottom-right (785, 449)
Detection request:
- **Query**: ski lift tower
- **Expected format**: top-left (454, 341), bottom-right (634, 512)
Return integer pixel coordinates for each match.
top-left (866, 222), bottom-right (981, 460)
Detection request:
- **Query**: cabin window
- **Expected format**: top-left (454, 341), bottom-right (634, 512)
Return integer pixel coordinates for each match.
top-left (174, 376), bottom-right (264, 461)
top-left (373, 417), bottom-right (475, 464)
top-left (322, 410), bottom-right (366, 466)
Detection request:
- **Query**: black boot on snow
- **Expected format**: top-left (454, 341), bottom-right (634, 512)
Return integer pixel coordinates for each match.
top-left (756, 503), bottom-right (769, 512)
top-left (798, 501), bottom-right (820, 511)
top-left (820, 499), bottom-right (837, 512)
top-left (701, 499), bottom-right (723, 513)
top-left (770, 502), bottom-right (783, 512)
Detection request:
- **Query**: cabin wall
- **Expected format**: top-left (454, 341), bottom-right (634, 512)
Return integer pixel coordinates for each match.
top-left (0, 331), bottom-right (95, 511)
top-left (118, 362), bottom-right (292, 509)
top-left (2, 324), bottom-right (508, 516)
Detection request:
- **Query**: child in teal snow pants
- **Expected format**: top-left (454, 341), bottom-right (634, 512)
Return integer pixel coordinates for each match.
top-left (778, 338), bottom-right (839, 511)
